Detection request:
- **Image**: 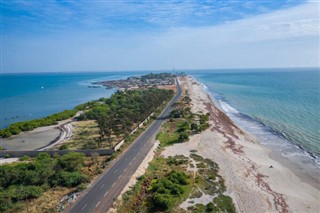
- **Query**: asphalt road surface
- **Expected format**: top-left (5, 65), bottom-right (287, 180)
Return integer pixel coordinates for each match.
top-left (68, 79), bottom-right (182, 213)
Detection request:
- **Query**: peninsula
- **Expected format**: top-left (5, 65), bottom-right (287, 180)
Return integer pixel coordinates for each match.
top-left (1, 74), bottom-right (319, 213)
top-left (95, 73), bottom-right (177, 90)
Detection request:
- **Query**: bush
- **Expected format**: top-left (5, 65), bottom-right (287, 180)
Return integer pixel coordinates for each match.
top-left (19, 155), bottom-right (30, 161)
top-left (191, 123), bottom-right (199, 132)
top-left (152, 193), bottom-right (172, 211)
top-left (8, 185), bottom-right (43, 201)
top-left (168, 171), bottom-right (188, 185)
top-left (200, 114), bottom-right (209, 124)
top-left (212, 195), bottom-right (236, 213)
top-left (206, 202), bottom-right (214, 212)
top-left (152, 178), bottom-right (184, 196)
top-left (54, 171), bottom-right (86, 187)
top-left (0, 130), bottom-right (12, 138)
top-left (170, 110), bottom-right (182, 118)
top-left (200, 123), bottom-right (210, 131)
top-left (76, 183), bottom-right (87, 192)
top-left (178, 132), bottom-right (189, 142)
top-left (58, 152), bottom-right (84, 172)
top-left (59, 144), bottom-right (69, 150)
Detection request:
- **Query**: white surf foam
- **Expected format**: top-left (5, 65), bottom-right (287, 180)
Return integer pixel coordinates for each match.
top-left (192, 79), bottom-right (320, 180)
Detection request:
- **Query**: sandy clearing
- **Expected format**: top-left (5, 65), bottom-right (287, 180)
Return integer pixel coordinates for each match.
top-left (1, 111), bottom-right (82, 151)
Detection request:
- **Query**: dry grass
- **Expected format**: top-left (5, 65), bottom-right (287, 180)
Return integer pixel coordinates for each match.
top-left (20, 187), bottom-right (71, 213)
top-left (156, 84), bottom-right (177, 92)
top-left (56, 120), bottom-right (121, 150)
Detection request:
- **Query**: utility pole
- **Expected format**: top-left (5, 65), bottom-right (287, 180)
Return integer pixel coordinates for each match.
top-left (26, 193), bottom-right (29, 213)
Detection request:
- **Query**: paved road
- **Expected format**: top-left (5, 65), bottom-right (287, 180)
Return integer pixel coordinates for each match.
top-left (68, 80), bottom-right (182, 213)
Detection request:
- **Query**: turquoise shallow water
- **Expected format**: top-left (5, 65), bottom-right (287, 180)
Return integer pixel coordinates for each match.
top-left (0, 72), bottom-right (145, 129)
top-left (190, 68), bottom-right (320, 171)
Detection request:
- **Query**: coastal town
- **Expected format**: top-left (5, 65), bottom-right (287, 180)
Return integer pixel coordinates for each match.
top-left (94, 73), bottom-right (178, 89)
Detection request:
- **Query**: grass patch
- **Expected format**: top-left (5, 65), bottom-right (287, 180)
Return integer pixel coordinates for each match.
top-left (156, 131), bottom-right (180, 147)
top-left (189, 188), bottom-right (203, 199)
top-left (212, 195), bottom-right (236, 213)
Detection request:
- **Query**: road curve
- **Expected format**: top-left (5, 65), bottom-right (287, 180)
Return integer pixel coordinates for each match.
top-left (68, 79), bottom-right (182, 213)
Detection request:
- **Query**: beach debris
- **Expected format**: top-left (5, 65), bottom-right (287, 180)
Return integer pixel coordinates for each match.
top-left (57, 192), bottom-right (81, 212)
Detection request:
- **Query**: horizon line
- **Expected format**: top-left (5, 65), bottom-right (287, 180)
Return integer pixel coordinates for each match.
top-left (1, 66), bottom-right (319, 75)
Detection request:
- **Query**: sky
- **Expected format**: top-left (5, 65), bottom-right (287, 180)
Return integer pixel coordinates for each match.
top-left (1, 0), bottom-right (319, 73)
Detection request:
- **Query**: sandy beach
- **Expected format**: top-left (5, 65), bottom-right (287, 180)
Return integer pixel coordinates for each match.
top-left (160, 76), bottom-right (320, 213)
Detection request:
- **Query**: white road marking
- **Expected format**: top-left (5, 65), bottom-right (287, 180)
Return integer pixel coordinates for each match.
top-left (129, 162), bottom-right (132, 166)
top-left (104, 191), bottom-right (109, 197)
top-left (100, 184), bottom-right (105, 188)
top-left (144, 144), bottom-right (147, 147)
top-left (133, 148), bottom-right (136, 152)
top-left (81, 203), bottom-right (87, 210)
top-left (95, 201), bottom-right (101, 208)
top-left (133, 156), bottom-right (136, 160)
top-left (113, 169), bottom-right (118, 174)
top-left (125, 157), bottom-right (128, 161)
top-left (111, 182), bottom-right (116, 188)
top-left (124, 168), bottom-right (127, 173)
top-left (137, 151), bottom-right (141, 156)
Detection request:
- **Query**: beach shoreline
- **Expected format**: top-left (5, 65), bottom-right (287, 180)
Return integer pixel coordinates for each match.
top-left (192, 75), bottom-right (320, 189)
top-left (160, 76), bottom-right (320, 213)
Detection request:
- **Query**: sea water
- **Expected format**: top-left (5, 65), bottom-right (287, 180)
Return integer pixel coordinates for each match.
top-left (1, 69), bottom-right (319, 178)
top-left (191, 68), bottom-right (320, 179)
top-left (0, 71), bottom-right (145, 129)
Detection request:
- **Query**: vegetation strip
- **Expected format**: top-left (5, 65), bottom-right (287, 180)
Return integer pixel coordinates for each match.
top-left (118, 91), bottom-right (236, 212)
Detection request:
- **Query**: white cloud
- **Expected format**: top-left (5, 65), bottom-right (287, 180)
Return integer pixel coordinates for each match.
top-left (2, 1), bottom-right (319, 72)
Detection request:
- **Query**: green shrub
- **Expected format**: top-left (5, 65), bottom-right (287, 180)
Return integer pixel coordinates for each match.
top-left (58, 152), bottom-right (84, 172)
top-left (59, 144), bottom-right (69, 150)
top-left (212, 195), bottom-right (236, 213)
top-left (178, 132), bottom-right (189, 142)
top-left (19, 155), bottom-right (30, 161)
top-left (200, 123), bottom-right (210, 131)
top-left (205, 202), bottom-right (214, 212)
top-left (152, 178), bottom-right (184, 196)
top-left (168, 171), bottom-right (188, 185)
top-left (8, 185), bottom-right (43, 201)
top-left (152, 193), bottom-right (172, 211)
top-left (76, 183), bottom-right (87, 192)
top-left (54, 171), bottom-right (86, 187)
top-left (191, 123), bottom-right (199, 132)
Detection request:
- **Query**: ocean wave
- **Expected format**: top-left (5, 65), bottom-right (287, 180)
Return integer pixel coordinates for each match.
top-left (216, 98), bottom-right (320, 168)
top-left (219, 99), bottom-right (239, 114)
top-left (190, 77), bottom-right (320, 176)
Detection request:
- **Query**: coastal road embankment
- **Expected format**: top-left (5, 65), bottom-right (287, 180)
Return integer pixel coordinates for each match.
top-left (68, 79), bottom-right (182, 213)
